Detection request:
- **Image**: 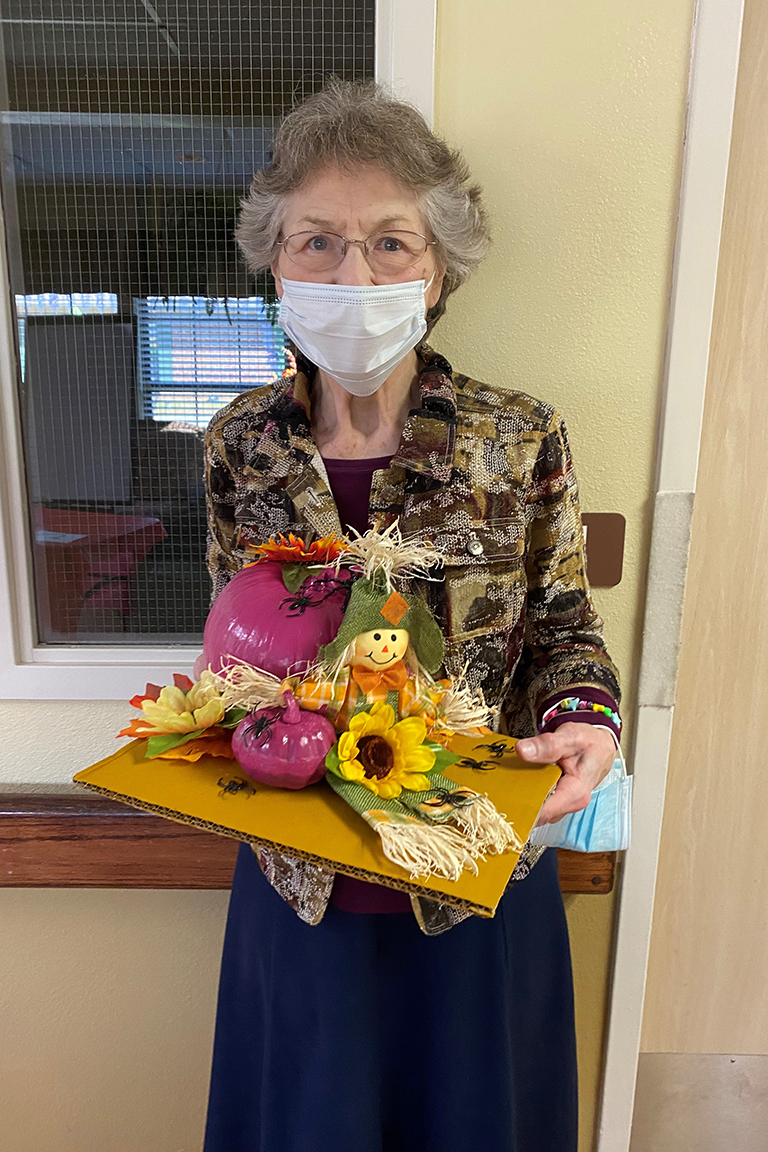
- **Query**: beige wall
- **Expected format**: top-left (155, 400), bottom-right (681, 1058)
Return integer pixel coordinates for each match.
top-left (0, 889), bottom-right (229, 1151)
top-left (0, 2), bottom-right (695, 1149)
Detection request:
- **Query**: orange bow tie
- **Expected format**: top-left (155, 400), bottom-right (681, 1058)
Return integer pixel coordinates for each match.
top-left (351, 660), bottom-right (408, 696)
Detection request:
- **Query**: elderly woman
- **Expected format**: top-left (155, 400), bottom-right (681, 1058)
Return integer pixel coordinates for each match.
top-left (203, 80), bottom-right (621, 1152)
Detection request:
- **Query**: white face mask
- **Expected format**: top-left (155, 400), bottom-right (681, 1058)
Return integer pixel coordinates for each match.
top-left (277, 274), bottom-right (434, 397)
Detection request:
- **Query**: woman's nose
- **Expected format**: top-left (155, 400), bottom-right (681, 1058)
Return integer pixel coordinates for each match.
top-left (333, 241), bottom-right (376, 285)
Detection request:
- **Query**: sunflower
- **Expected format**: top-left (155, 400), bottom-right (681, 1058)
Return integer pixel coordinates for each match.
top-left (333, 702), bottom-right (437, 799)
top-left (246, 532), bottom-right (347, 566)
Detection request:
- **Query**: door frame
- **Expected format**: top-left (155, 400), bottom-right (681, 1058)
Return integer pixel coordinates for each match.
top-left (376, 0), bottom-right (437, 125)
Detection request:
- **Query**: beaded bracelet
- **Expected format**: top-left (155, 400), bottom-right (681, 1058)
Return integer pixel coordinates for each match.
top-left (540, 696), bottom-right (622, 734)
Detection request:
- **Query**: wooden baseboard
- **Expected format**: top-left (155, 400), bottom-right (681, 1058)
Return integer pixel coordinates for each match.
top-left (0, 792), bottom-right (616, 893)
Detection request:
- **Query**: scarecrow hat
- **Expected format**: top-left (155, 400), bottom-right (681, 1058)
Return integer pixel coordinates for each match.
top-left (320, 571), bottom-right (445, 675)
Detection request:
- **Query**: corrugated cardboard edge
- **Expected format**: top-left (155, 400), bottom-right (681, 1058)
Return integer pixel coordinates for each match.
top-left (74, 778), bottom-right (502, 917)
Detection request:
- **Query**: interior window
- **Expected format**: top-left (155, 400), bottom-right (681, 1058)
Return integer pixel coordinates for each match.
top-left (0, 0), bottom-right (375, 644)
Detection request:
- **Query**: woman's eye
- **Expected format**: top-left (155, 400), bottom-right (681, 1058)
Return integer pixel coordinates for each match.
top-left (376, 235), bottom-right (403, 252)
top-left (307, 234), bottom-right (329, 251)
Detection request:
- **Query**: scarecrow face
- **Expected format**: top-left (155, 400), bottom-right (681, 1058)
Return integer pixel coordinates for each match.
top-left (352, 628), bottom-right (409, 670)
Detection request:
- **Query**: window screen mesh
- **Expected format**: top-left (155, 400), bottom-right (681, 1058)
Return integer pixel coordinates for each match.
top-left (0, 0), bottom-right (375, 644)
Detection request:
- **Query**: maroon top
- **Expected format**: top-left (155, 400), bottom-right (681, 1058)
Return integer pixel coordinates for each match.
top-left (322, 454), bottom-right (412, 914)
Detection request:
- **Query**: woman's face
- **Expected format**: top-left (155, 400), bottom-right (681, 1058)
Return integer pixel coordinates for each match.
top-left (271, 164), bottom-right (445, 313)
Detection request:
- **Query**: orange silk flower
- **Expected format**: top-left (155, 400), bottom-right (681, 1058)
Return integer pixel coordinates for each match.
top-left (246, 532), bottom-right (347, 566)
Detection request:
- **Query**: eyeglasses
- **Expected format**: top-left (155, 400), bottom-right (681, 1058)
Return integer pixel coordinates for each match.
top-left (280, 230), bottom-right (437, 275)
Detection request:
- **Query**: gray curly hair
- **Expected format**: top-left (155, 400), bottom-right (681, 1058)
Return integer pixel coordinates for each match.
top-left (234, 79), bottom-right (490, 333)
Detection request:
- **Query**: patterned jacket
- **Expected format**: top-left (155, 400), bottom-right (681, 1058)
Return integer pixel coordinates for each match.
top-left (204, 344), bottom-right (621, 933)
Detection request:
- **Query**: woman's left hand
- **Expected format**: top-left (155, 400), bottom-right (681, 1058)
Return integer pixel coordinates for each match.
top-left (514, 723), bottom-right (617, 827)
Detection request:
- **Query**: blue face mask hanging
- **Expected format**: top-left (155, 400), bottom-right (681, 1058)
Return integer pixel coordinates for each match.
top-left (528, 727), bottom-right (632, 853)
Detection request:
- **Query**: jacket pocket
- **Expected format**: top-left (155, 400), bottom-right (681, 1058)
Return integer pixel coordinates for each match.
top-left (437, 518), bottom-right (526, 643)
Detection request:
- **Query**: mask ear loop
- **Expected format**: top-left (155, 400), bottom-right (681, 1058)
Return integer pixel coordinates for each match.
top-left (592, 723), bottom-right (627, 791)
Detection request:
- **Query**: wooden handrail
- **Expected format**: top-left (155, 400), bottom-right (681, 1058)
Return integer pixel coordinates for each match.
top-left (0, 793), bottom-right (616, 893)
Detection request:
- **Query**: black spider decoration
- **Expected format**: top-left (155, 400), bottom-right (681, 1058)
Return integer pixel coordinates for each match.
top-left (456, 755), bottom-right (497, 772)
top-left (218, 777), bottom-right (255, 797)
top-left (477, 740), bottom-right (509, 759)
top-left (240, 708), bottom-right (281, 747)
top-left (280, 576), bottom-right (353, 617)
top-left (428, 787), bottom-right (476, 808)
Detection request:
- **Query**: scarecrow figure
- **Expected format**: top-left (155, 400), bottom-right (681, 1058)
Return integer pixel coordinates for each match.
top-left (279, 571), bottom-right (462, 745)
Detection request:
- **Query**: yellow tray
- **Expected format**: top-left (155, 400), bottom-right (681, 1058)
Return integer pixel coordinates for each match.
top-left (74, 732), bottom-right (559, 917)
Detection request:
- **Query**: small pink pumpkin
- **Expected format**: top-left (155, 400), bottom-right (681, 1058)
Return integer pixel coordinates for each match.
top-left (232, 691), bottom-right (336, 790)
top-left (202, 563), bottom-right (352, 679)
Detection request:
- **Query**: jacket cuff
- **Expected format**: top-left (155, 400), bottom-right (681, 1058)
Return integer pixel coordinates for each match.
top-left (537, 686), bottom-right (620, 727)
top-left (539, 710), bottom-right (619, 736)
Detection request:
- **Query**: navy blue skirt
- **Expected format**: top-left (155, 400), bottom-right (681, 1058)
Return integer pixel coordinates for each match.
top-left (203, 844), bottom-right (577, 1152)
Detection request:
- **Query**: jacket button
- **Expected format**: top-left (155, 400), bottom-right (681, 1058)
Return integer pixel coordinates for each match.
top-left (467, 538), bottom-right (484, 556)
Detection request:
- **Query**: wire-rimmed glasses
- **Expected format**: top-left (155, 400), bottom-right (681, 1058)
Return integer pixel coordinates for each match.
top-left (280, 230), bottom-right (437, 276)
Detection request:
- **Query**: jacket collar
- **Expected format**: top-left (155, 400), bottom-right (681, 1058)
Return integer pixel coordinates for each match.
top-left (261, 342), bottom-right (458, 486)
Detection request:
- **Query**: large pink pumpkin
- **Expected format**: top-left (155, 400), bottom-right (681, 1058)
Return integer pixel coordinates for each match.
top-left (202, 563), bottom-right (352, 679)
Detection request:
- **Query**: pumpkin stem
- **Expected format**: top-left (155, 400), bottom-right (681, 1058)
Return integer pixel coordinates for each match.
top-left (282, 690), bottom-right (302, 724)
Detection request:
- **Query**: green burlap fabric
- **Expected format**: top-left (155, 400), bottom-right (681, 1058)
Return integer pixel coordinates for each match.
top-left (326, 771), bottom-right (467, 824)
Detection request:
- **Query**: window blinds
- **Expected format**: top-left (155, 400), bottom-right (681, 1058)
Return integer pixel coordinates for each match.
top-left (134, 296), bottom-right (286, 426)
